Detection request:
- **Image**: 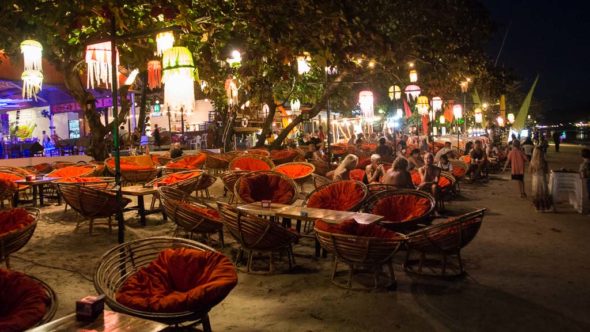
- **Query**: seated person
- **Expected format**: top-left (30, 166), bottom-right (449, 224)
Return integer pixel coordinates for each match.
top-left (418, 153), bottom-right (441, 198)
top-left (407, 148), bottom-right (424, 171)
top-left (466, 140), bottom-right (488, 180)
top-left (381, 157), bottom-right (414, 189)
top-left (365, 154), bottom-right (385, 184)
top-left (434, 141), bottom-right (453, 162)
top-left (437, 154), bottom-right (453, 172)
top-left (375, 137), bottom-right (393, 160)
top-left (327, 154), bottom-right (358, 181)
top-left (170, 142), bottom-right (183, 159)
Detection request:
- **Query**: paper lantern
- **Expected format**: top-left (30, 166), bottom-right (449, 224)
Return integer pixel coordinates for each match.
top-left (453, 104), bottom-right (463, 119)
top-left (86, 42), bottom-right (119, 89)
top-left (20, 40), bottom-right (43, 100)
top-left (147, 60), bottom-right (162, 90)
top-left (416, 96), bottom-right (429, 115)
top-left (388, 85), bottom-right (402, 101)
top-left (474, 107), bottom-right (483, 124)
top-left (226, 50), bottom-right (242, 67)
top-left (404, 84), bottom-right (421, 100)
top-left (439, 115), bottom-right (446, 124)
top-left (507, 113), bottom-right (515, 124)
top-left (460, 81), bottom-right (469, 93)
top-left (358, 91), bottom-right (374, 118)
top-left (396, 109), bottom-right (403, 119)
top-left (290, 99), bottom-right (301, 113)
top-left (162, 47), bottom-right (196, 114)
top-left (156, 31), bottom-right (175, 56)
top-left (432, 96), bottom-right (443, 111)
top-left (409, 69), bottom-right (418, 83)
top-left (497, 116), bottom-right (505, 127)
top-left (297, 53), bottom-right (311, 75)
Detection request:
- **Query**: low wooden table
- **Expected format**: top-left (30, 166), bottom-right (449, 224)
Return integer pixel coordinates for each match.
top-left (14, 177), bottom-right (59, 206)
top-left (29, 310), bottom-right (167, 332)
top-left (114, 185), bottom-right (166, 226)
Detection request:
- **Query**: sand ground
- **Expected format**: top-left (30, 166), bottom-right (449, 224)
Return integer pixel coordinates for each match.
top-left (7, 144), bottom-right (590, 331)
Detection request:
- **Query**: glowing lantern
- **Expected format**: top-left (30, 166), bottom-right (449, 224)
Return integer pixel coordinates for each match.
top-left (416, 96), bottom-right (429, 115)
top-left (147, 60), bottom-right (162, 89)
top-left (460, 80), bottom-right (469, 93)
top-left (224, 75), bottom-right (239, 107)
top-left (409, 69), bottom-right (418, 83)
top-left (297, 53), bottom-right (311, 75)
top-left (358, 91), bottom-right (374, 118)
top-left (432, 96), bottom-right (443, 111)
top-left (396, 109), bottom-right (403, 119)
top-left (507, 113), bottom-right (515, 124)
top-left (156, 31), bottom-right (175, 56)
top-left (474, 107), bottom-right (483, 124)
top-left (162, 47), bottom-right (196, 114)
top-left (388, 85), bottom-right (402, 101)
top-left (404, 84), bottom-right (421, 100)
top-left (124, 69), bottom-right (139, 86)
top-left (439, 115), bottom-right (446, 124)
top-left (20, 40), bottom-right (43, 100)
top-left (453, 104), bottom-right (463, 119)
top-left (290, 99), bottom-right (301, 113)
top-left (227, 50), bottom-right (241, 67)
top-left (86, 42), bottom-right (119, 89)
top-left (497, 116), bottom-right (505, 127)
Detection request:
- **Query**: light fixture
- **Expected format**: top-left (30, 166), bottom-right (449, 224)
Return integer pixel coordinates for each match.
top-left (409, 69), bottom-right (418, 83)
top-left (358, 91), bottom-right (374, 118)
top-left (388, 85), bottom-right (402, 101)
top-left (297, 52), bottom-right (311, 75)
top-left (453, 104), bottom-right (463, 119)
top-left (155, 31), bottom-right (174, 56)
top-left (439, 115), bottom-right (446, 124)
top-left (227, 50), bottom-right (242, 66)
top-left (124, 69), bottom-right (139, 86)
top-left (85, 41), bottom-right (119, 89)
top-left (404, 84), bottom-right (421, 100)
top-left (147, 60), bottom-right (162, 90)
top-left (416, 96), bottom-right (429, 115)
top-left (507, 113), bottom-right (515, 124)
top-left (20, 40), bottom-right (43, 71)
top-left (290, 99), bottom-right (301, 113)
top-left (474, 107), bottom-right (483, 124)
top-left (497, 116), bottom-right (505, 127)
top-left (396, 108), bottom-right (403, 118)
top-left (20, 39), bottom-right (44, 100)
top-left (460, 81), bottom-right (469, 93)
top-left (162, 47), bottom-right (196, 114)
top-left (432, 96), bottom-right (443, 111)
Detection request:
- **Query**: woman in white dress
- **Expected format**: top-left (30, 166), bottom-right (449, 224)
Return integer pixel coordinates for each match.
top-left (530, 147), bottom-right (552, 212)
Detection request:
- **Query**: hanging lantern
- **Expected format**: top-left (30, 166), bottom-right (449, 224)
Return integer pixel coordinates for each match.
top-left (396, 108), bottom-right (403, 119)
top-left (404, 84), bottom-right (421, 100)
top-left (358, 91), bottom-right (374, 118)
top-left (262, 104), bottom-right (270, 118)
top-left (297, 52), bottom-right (311, 75)
top-left (497, 116), bottom-right (505, 127)
top-left (147, 60), bottom-right (162, 90)
top-left (507, 113), bottom-right (515, 124)
top-left (86, 42), bottom-right (119, 89)
top-left (460, 80), bottom-right (469, 93)
top-left (388, 85), bottom-right (402, 101)
top-left (416, 96), bottom-right (429, 115)
top-left (226, 50), bottom-right (242, 67)
top-left (156, 31), bottom-right (175, 56)
top-left (432, 96), bottom-right (443, 111)
top-left (409, 69), bottom-right (418, 83)
top-left (474, 107), bottom-right (483, 124)
top-left (162, 47), bottom-right (196, 114)
top-left (453, 104), bottom-right (463, 119)
top-left (224, 75), bottom-right (239, 107)
top-left (439, 115), bottom-right (446, 124)
top-left (20, 40), bottom-right (44, 100)
top-left (290, 99), bottom-right (301, 113)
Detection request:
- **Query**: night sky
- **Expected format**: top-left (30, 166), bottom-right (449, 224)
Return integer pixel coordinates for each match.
top-left (481, 0), bottom-right (590, 123)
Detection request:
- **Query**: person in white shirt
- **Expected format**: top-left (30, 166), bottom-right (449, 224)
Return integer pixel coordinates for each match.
top-left (434, 141), bottom-right (453, 162)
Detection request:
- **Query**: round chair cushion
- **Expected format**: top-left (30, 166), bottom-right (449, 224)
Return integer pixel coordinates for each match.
top-left (0, 172), bottom-right (26, 190)
top-left (274, 164), bottom-right (314, 180)
top-left (49, 165), bottom-right (95, 178)
top-left (0, 269), bottom-right (48, 332)
top-left (349, 169), bottom-right (365, 182)
top-left (371, 194), bottom-right (431, 224)
top-left (167, 154), bottom-right (207, 169)
top-left (452, 166), bottom-right (466, 178)
top-left (237, 173), bottom-right (295, 204)
top-left (0, 208), bottom-right (35, 235)
top-left (158, 171), bottom-right (202, 186)
top-left (315, 219), bottom-right (402, 240)
top-left (270, 149), bottom-right (299, 163)
top-left (306, 180), bottom-right (365, 211)
top-left (180, 202), bottom-right (222, 221)
top-left (231, 157), bottom-right (271, 171)
top-left (116, 248), bottom-right (237, 313)
top-left (55, 177), bottom-right (106, 183)
top-left (107, 157), bottom-right (155, 171)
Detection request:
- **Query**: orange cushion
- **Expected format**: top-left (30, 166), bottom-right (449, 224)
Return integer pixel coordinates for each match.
top-left (359, 143), bottom-right (377, 152)
top-left (0, 208), bottom-right (35, 235)
top-left (307, 181), bottom-right (365, 211)
top-left (331, 145), bottom-right (348, 156)
top-left (158, 171), bottom-right (202, 185)
top-left (452, 166), bottom-right (466, 178)
top-left (167, 154), bottom-right (207, 169)
top-left (0, 269), bottom-right (48, 332)
top-left (270, 149), bottom-right (298, 162)
top-left (106, 157), bottom-right (155, 171)
top-left (439, 176), bottom-right (451, 188)
top-left (349, 169), bottom-right (365, 182)
top-left (410, 170), bottom-right (421, 186)
top-left (231, 157), bottom-right (271, 171)
top-left (371, 194), bottom-right (431, 223)
top-left (274, 164), bottom-right (314, 180)
top-left (237, 173), bottom-right (295, 204)
top-left (246, 149), bottom-right (269, 156)
top-left (49, 165), bottom-right (94, 178)
top-left (356, 157), bottom-right (371, 170)
top-left (315, 219), bottom-right (402, 239)
top-left (115, 248), bottom-right (237, 313)
top-left (56, 177), bottom-right (105, 183)
top-left (460, 155), bottom-right (471, 164)
top-left (180, 202), bottom-right (221, 221)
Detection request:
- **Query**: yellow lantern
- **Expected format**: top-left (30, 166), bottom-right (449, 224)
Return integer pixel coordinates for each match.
top-left (388, 85), bottom-right (402, 101)
top-left (497, 116), bottom-right (505, 127)
top-left (155, 31), bottom-right (175, 56)
top-left (359, 91), bottom-right (374, 118)
top-left (460, 81), bottom-right (469, 93)
top-left (21, 70), bottom-right (43, 100)
top-left (409, 69), bottom-right (418, 83)
top-left (162, 47), bottom-right (196, 114)
top-left (416, 96), bottom-right (429, 115)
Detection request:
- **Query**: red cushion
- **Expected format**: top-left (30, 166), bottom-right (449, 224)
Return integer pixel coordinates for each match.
top-left (307, 180), bottom-right (365, 211)
top-left (439, 176), bottom-right (452, 188)
top-left (0, 269), bottom-right (48, 331)
top-left (106, 157), bottom-right (156, 171)
top-left (49, 165), bottom-right (94, 178)
top-left (180, 202), bottom-right (221, 221)
top-left (158, 171), bottom-right (202, 185)
top-left (356, 157), bottom-right (371, 170)
top-left (0, 172), bottom-right (27, 190)
top-left (315, 219), bottom-right (402, 240)
top-left (452, 166), bottom-right (466, 178)
top-left (237, 173), bottom-right (295, 204)
top-left (270, 149), bottom-right (298, 162)
top-left (115, 248), bottom-right (237, 313)
top-left (460, 155), bottom-right (471, 164)
top-left (56, 176), bottom-right (105, 183)
top-left (410, 170), bottom-right (421, 186)
top-left (371, 194), bottom-right (431, 223)
top-left (349, 169), bottom-right (365, 182)
top-left (231, 157), bottom-right (271, 171)
top-left (274, 164), bottom-right (314, 180)
top-left (0, 208), bottom-right (35, 235)
top-left (167, 154), bottom-right (207, 169)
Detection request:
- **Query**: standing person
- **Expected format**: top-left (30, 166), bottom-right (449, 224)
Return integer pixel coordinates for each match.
top-left (503, 140), bottom-right (528, 198)
top-left (119, 125), bottom-right (128, 146)
top-left (153, 124), bottom-right (161, 150)
top-left (539, 135), bottom-right (549, 154)
top-left (41, 130), bottom-right (51, 147)
top-left (317, 125), bottom-right (326, 143)
top-left (580, 148), bottom-right (590, 199)
top-left (522, 137), bottom-right (534, 161)
top-left (552, 131), bottom-right (561, 152)
top-left (530, 147), bottom-right (552, 212)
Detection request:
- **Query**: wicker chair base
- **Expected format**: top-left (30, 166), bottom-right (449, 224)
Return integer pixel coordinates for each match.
top-left (234, 246), bottom-right (296, 274)
top-left (330, 260), bottom-right (397, 291)
top-left (75, 216), bottom-right (115, 235)
top-left (403, 250), bottom-right (465, 277)
top-left (173, 226), bottom-right (225, 248)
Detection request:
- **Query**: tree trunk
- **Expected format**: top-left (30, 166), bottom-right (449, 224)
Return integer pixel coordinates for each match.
top-left (137, 71), bottom-right (148, 134)
top-left (255, 95), bottom-right (278, 148)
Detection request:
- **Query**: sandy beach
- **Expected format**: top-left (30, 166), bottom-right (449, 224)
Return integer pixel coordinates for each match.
top-left (6, 144), bottom-right (590, 331)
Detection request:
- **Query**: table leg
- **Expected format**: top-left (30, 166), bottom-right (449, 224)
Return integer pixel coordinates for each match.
top-left (12, 192), bottom-right (19, 207)
top-left (32, 185), bottom-right (38, 207)
top-left (39, 184), bottom-right (46, 206)
top-left (138, 195), bottom-right (146, 226)
top-left (315, 238), bottom-right (321, 257)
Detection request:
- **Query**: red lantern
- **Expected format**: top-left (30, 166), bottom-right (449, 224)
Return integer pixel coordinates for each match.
top-left (147, 60), bottom-right (162, 90)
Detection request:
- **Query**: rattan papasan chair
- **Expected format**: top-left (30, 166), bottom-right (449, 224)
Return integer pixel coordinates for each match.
top-left (105, 155), bottom-right (159, 184)
top-left (404, 208), bottom-right (486, 276)
top-left (314, 219), bottom-right (407, 290)
top-left (57, 184), bottom-right (131, 235)
top-left (147, 170), bottom-right (203, 194)
top-left (272, 162), bottom-right (315, 186)
top-left (303, 180), bottom-right (368, 212)
top-left (234, 171), bottom-right (298, 204)
top-left (0, 174), bottom-right (23, 208)
top-left (164, 153), bottom-right (207, 174)
top-left (220, 170), bottom-right (251, 204)
top-left (159, 186), bottom-right (224, 247)
top-left (0, 208), bottom-right (39, 269)
top-left (362, 189), bottom-right (435, 233)
top-left (46, 165), bottom-right (96, 178)
top-left (270, 149), bottom-right (300, 165)
top-left (229, 154), bottom-right (275, 171)
top-left (0, 269), bottom-right (57, 331)
top-left (217, 202), bottom-right (298, 273)
top-left (94, 237), bottom-right (237, 331)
